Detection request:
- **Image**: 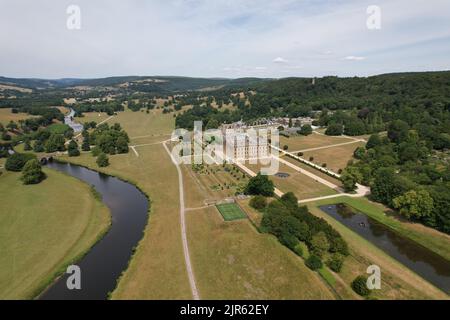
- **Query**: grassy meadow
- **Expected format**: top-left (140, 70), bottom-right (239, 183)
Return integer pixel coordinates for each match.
top-left (0, 108), bottom-right (37, 125)
top-left (186, 207), bottom-right (335, 299)
top-left (0, 169), bottom-right (110, 299)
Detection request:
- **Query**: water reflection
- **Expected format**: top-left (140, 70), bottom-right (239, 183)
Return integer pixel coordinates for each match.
top-left (320, 204), bottom-right (450, 294)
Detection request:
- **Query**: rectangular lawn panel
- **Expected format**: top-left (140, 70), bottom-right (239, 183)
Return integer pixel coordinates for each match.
top-left (245, 161), bottom-right (337, 200)
top-left (280, 134), bottom-right (353, 152)
top-left (216, 203), bottom-right (247, 221)
top-left (302, 141), bottom-right (366, 173)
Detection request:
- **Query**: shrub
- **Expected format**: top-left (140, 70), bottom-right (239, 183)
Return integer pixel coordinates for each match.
top-left (96, 153), bottom-right (109, 167)
top-left (327, 253), bottom-right (344, 273)
top-left (5, 153), bottom-right (36, 172)
top-left (280, 192), bottom-right (298, 211)
top-left (91, 146), bottom-right (101, 157)
top-left (279, 233), bottom-right (299, 250)
top-left (82, 139), bottom-right (91, 151)
top-left (68, 140), bottom-right (80, 157)
top-left (351, 275), bottom-right (370, 297)
top-left (305, 255), bottom-right (323, 271)
top-left (297, 152), bottom-right (304, 157)
top-left (310, 231), bottom-right (330, 257)
top-left (283, 145), bottom-right (289, 151)
top-left (249, 195), bottom-right (267, 210)
top-left (309, 156), bottom-right (314, 161)
top-left (325, 123), bottom-right (343, 136)
top-left (21, 159), bottom-right (45, 185)
top-left (293, 243), bottom-right (304, 257)
top-left (299, 124), bottom-right (313, 136)
top-left (244, 173), bottom-right (274, 196)
top-left (33, 140), bottom-right (45, 152)
top-left (24, 141), bottom-right (32, 151)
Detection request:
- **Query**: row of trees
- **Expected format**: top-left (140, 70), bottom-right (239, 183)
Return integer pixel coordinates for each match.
top-left (243, 173), bottom-right (348, 273)
top-left (73, 101), bottom-right (124, 116)
top-left (255, 192), bottom-right (348, 273)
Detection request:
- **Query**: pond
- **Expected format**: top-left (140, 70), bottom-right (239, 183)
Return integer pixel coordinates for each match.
top-left (39, 161), bottom-right (149, 300)
top-left (319, 204), bottom-right (450, 294)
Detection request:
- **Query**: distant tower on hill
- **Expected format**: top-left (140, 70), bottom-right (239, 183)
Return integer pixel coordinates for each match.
top-left (312, 77), bottom-right (316, 85)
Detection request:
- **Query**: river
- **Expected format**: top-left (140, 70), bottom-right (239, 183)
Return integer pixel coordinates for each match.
top-left (39, 161), bottom-right (149, 300)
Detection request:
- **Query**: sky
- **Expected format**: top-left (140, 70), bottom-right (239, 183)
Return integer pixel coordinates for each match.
top-left (1, 0), bottom-right (450, 79)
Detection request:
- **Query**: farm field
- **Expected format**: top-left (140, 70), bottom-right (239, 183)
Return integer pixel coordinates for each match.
top-left (245, 161), bottom-right (338, 200)
top-left (307, 197), bottom-right (449, 299)
top-left (302, 141), bottom-right (366, 173)
top-left (280, 133), bottom-right (353, 152)
top-left (0, 108), bottom-right (37, 125)
top-left (0, 169), bottom-right (110, 299)
top-left (186, 207), bottom-right (335, 299)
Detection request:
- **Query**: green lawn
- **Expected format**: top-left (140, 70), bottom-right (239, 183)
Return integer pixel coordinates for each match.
top-left (47, 123), bottom-right (71, 134)
top-left (216, 203), bottom-right (247, 221)
top-left (0, 169), bottom-right (110, 299)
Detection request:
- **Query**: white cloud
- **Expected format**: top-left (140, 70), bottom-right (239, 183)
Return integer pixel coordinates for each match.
top-left (273, 57), bottom-right (289, 64)
top-left (344, 56), bottom-right (366, 61)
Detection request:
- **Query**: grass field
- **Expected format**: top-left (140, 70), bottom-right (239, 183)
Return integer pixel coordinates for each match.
top-left (280, 133), bottom-right (353, 152)
top-left (186, 207), bottom-right (335, 299)
top-left (0, 108), bottom-right (36, 125)
top-left (47, 123), bottom-right (70, 134)
top-left (0, 169), bottom-right (110, 299)
top-left (114, 109), bottom-right (175, 138)
top-left (302, 141), bottom-right (366, 173)
top-left (75, 112), bottom-right (111, 125)
top-left (216, 203), bottom-right (247, 221)
top-left (237, 198), bottom-right (264, 226)
top-left (245, 161), bottom-right (337, 200)
top-left (54, 106), bottom-right (70, 115)
top-left (281, 155), bottom-right (343, 187)
top-left (308, 197), bottom-right (449, 299)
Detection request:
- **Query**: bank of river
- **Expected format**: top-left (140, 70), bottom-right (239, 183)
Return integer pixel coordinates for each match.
top-left (40, 161), bottom-right (149, 300)
top-left (320, 204), bottom-right (450, 294)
